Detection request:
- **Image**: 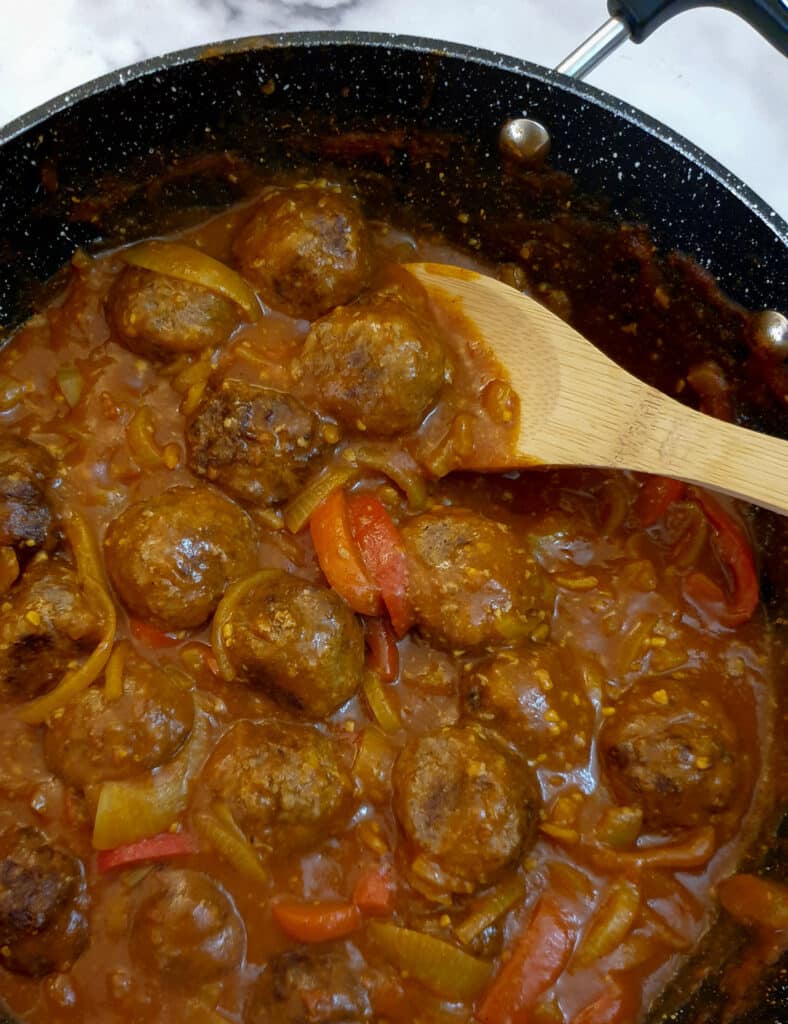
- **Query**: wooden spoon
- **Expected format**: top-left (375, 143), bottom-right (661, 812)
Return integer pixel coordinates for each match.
top-left (406, 262), bottom-right (788, 515)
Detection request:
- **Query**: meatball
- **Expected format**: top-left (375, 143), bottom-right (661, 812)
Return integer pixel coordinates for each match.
top-left (0, 559), bottom-right (103, 701)
top-left (130, 869), bottom-right (244, 984)
top-left (186, 380), bottom-right (327, 506)
top-left (232, 184), bottom-right (370, 320)
top-left (245, 950), bottom-right (372, 1024)
top-left (463, 647), bottom-right (594, 769)
top-left (219, 570), bottom-right (363, 717)
top-left (599, 679), bottom-right (740, 829)
top-left (0, 435), bottom-right (56, 556)
top-left (106, 265), bottom-right (240, 360)
top-left (104, 485), bottom-right (256, 630)
top-left (293, 281), bottom-right (446, 435)
top-left (392, 723), bottom-right (540, 895)
top-left (401, 507), bottom-right (553, 651)
top-left (202, 720), bottom-right (354, 852)
top-left (0, 827), bottom-right (88, 977)
top-left (44, 649), bottom-right (194, 789)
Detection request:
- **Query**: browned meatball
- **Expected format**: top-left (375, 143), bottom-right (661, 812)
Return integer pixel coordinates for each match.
top-left (0, 436), bottom-right (56, 556)
top-left (463, 647), bottom-right (594, 769)
top-left (293, 282), bottom-right (446, 435)
top-left (130, 869), bottom-right (244, 984)
top-left (186, 380), bottom-right (327, 506)
top-left (0, 827), bottom-right (89, 977)
top-left (0, 559), bottom-right (103, 701)
top-left (106, 265), bottom-right (240, 360)
top-left (232, 184), bottom-right (370, 320)
top-left (44, 649), bottom-right (194, 789)
top-left (104, 485), bottom-right (256, 630)
top-left (599, 679), bottom-right (740, 829)
top-left (219, 570), bottom-right (363, 717)
top-left (401, 507), bottom-right (553, 652)
top-left (245, 950), bottom-right (372, 1024)
top-left (392, 724), bottom-right (540, 895)
top-left (202, 720), bottom-right (354, 852)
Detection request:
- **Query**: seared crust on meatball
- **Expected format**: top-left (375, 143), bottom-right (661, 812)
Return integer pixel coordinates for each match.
top-left (104, 486), bottom-right (256, 631)
top-left (463, 647), bottom-right (594, 769)
top-left (401, 507), bottom-right (553, 652)
top-left (0, 559), bottom-right (102, 701)
top-left (245, 949), bottom-right (372, 1024)
top-left (202, 720), bottom-right (354, 852)
top-left (186, 380), bottom-right (327, 506)
top-left (392, 723), bottom-right (540, 895)
top-left (232, 184), bottom-right (370, 320)
top-left (106, 265), bottom-right (240, 360)
top-left (44, 649), bottom-right (194, 789)
top-left (600, 678), bottom-right (740, 829)
top-left (0, 827), bottom-right (88, 977)
top-left (293, 280), bottom-right (446, 436)
top-left (220, 570), bottom-right (363, 718)
top-left (0, 436), bottom-right (56, 556)
top-left (130, 869), bottom-right (244, 984)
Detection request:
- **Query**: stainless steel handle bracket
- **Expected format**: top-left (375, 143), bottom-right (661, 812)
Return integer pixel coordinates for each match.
top-left (555, 16), bottom-right (632, 79)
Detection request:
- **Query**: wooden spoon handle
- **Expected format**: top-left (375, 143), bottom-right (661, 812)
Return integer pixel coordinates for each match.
top-left (595, 386), bottom-right (788, 514)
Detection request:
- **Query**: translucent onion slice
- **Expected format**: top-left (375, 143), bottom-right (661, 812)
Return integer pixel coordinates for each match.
top-left (121, 240), bottom-right (261, 321)
top-left (18, 513), bottom-right (116, 725)
top-left (368, 922), bottom-right (493, 1000)
top-left (211, 570), bottom-right (280, 682)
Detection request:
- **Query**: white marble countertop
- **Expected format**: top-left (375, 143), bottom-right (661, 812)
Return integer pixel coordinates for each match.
top-left (0, 0), bottom-right (786, 220)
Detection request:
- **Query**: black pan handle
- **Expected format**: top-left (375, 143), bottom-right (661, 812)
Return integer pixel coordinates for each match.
top-left (557, 0), bottom-right (787, 78)
top-left (609, 0), bottom-right (788, 53)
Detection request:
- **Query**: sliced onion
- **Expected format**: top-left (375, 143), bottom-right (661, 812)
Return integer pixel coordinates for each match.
top-left (194, 804), bottom-right (268, 885)
top-left (18, 513), bottom-right (116, 725)
top-left (92, 698), bottom-right (210, 850)
top-left (368, 922), bottom-right (493, 1000)
top-left (362, 671), bottom-right (401, 734)
top-left (211, 570), bottom-right (279, 681)
top-left (573, 879), bottom-right (640, 966)
top-left (283, 463), bottom-right (359, 534)
top-left (455, 874), bottom-right (527, 946)
top-left (121, 240), bottom-right (261, 321)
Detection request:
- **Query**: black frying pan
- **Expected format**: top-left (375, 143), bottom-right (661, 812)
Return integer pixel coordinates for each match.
top-left (0, 1), bottom-right (786, 1021)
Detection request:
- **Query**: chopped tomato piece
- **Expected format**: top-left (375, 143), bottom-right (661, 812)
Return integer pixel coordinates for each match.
top-left (347, 493), bottom-right (414, 637)
top-left (353, 865), bottom-right (395, 917)
top-left (718, 873), bottom-right (788, 931)
top-left (635, 476), bottom-right (686, 527)
top-left (130, 618), bottom-right (181, 648)
top-left (271, 900), bottom-right (362, 943)
top-left (365, 617), bottom-right (399, 682)
top-left (684, 491), bottom-right (759, 627)
top-left (97, 830), bottom-right (198, 873)
top-left (572, 981), bottom-right (626, 1024)
top-left (476, 895), bottom-right (575, 1024)
top-left (310, 488), bottom-right (382, 616)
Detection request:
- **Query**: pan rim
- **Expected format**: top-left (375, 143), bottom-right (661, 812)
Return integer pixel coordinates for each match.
top-left (0, 29), bottom-right (785, 247)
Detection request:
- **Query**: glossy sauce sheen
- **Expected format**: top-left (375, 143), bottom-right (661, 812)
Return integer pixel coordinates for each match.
top-left (0, 183), bottom-right (778, 1024)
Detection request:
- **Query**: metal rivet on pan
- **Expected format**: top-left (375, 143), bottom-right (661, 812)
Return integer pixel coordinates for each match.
top-left (498, 119), bottom-right (551, 163)
top-left (751, 310), bottom-right (788, 360)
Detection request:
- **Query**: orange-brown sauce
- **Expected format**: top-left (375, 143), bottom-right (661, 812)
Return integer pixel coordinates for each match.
top-left (0, 190), bottom-right (778, 1024)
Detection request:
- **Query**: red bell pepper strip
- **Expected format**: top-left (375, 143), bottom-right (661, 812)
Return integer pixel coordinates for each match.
top-left (572, 982), bottom-right (626, 1024)
top-left (310, 488), bottom-right (382, 616)
top-left (347, 494), bottom-right (414, 638)
top-left (476, 894), bottom-right (575, 1024)
top-left (365, 617), bottom-right (399, 682)
top-left (271, 900), bottom-right (363, 943)
top-left (97, 830), bottom-right (198, 873)
top-left (353, 865), bottom-right (395, 917)
top-left (684, 491), bottom-right (758, 628)
top-left (634, 476), bottom-right (686, 527)
top-left (130, 618), bottom-right (181, 648)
